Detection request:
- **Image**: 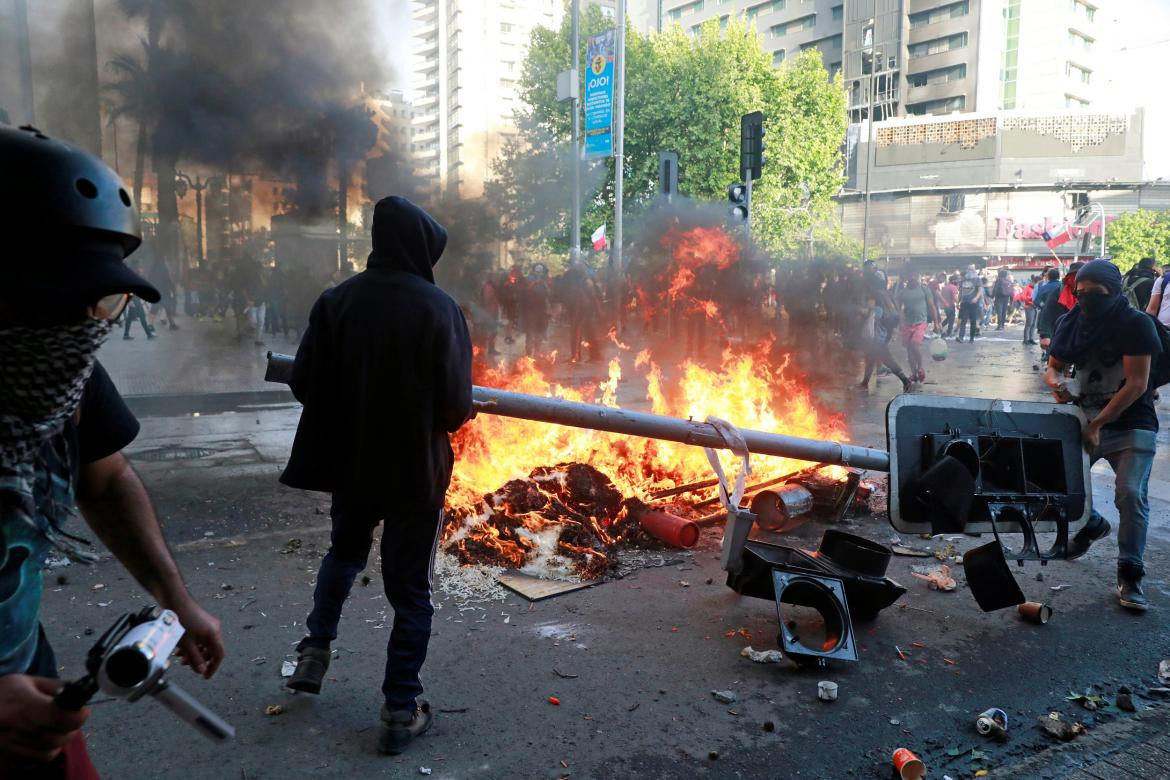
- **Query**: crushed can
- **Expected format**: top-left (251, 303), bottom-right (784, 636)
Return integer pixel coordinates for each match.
top-left (976, 707), bottom-right (1008, 740)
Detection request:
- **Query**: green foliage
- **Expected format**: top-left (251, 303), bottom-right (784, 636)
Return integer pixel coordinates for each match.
top-left (489, 8), bottom-right (850, 259)
top-left (1107, 209), bottom-right (1170, 272)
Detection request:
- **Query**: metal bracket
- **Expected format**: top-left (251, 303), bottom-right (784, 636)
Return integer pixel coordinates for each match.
top-left (986, 503), bottom-right (1071, 563)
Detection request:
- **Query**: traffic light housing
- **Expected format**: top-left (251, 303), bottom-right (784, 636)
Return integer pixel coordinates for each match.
top-left (728, 182), bottom-right (748, 222)
top-left (740, 111), bottom-right (765, 182)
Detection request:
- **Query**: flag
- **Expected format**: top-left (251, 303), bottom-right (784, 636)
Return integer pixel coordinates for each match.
top-left (591, 223), bottom-right (607, 251)
top-left (1042, 223), bottom-right (1072, 249)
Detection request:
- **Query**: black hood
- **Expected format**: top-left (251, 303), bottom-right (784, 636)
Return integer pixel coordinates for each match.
top-left (366, 196), bottom-right (447, 283)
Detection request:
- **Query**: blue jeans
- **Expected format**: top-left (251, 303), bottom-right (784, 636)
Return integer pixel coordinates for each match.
top-left (299, 494), bottom-right (444, 711)
top-left (1086, 428), bottom-right (1157, 570)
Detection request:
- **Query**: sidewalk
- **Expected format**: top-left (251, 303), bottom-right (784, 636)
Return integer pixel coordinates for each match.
top-left (98, 315), bottom-right (299, 396)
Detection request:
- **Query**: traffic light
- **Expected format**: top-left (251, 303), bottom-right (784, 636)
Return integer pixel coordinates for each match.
top-left (728, 182), bottom-right (748, 222)
top-left (740, 111), bottom-right (765, 181)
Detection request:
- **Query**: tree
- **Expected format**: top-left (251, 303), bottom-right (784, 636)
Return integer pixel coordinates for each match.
top-left (489, 9), bottom-right (849, 258)
top-left (1107, 209), bottom-right (1170, 271)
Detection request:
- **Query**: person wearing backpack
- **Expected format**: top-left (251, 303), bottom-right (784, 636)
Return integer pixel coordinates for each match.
top-left (993, 268), bottom-right (1014, 330)
top-left (1046, 259), bottom-right (1162, 611)
top-left (1143, 262), bottom-right (1170, 327)
top-left (1122, 257), bottom-right (1159, 312)
top-left (955, 267), bottom-right (983, 342)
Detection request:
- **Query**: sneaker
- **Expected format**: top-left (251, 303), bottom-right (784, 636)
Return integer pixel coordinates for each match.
top-left (1118, 563), bottom-right (1149, 611)
top-left (377, 700), bottom-right (433, 755)
top-left (1118, 579), bottom-right (1149, 612)
top-left (1066, 517), bottom-right (1110, 560)
top-left (286, 646), bottom-right (331, 694)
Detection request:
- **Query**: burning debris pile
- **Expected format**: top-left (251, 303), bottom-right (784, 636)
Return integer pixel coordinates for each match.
top-left (442, 463), bottom-right (640, 580)
top-left (440, 217), bottom-right (858, 580)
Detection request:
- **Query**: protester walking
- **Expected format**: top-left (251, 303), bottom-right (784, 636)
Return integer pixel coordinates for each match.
top-left (121, 294), bottom-right (155, 340)
top-left (1123, 257), bottom-right (1159, 312)
top-left (1021, 275), bottom-right (1038, 345)
top-left (1144, 264), bottom-right (1170, 327)
top-left (897, 273), bottom-right (936, 383)
top-left (281, 196), bottom-right (474, 754)
top-left (939, 273), bottom-right (959, 337)
top-left (993, 268), bottom-right (1014, 330)
top-left (956, 267), bottom-right (983, 342)
top-left (1046, 259), bottom-right (1161, 612)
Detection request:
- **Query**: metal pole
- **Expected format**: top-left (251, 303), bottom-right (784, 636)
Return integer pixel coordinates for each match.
top-left (613, 0), bottom-right (626, 277)
top-left (194, 181), bottom-right (205, 267)
top-left (263, 352), bottom-right (891, 471)
top-left (744, 177), bottom-right (753, 238)
top-left (860, 61), bottom-right (876, 262)
top-left (1096, 202), bottom-right (1106, 257)
top-left (571, 0), bottom-right (581, 256)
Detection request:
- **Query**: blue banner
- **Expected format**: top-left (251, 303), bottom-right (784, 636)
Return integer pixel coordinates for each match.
top-left (584, 29), bottom-right (615, 159)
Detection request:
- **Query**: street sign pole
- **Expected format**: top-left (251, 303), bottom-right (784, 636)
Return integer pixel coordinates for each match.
top-left (613, 0), bottom-right (626, 333)
top-left (570, 0), bottom-right (581, 258)
top-left (744, 176), bottom-right (752, 237)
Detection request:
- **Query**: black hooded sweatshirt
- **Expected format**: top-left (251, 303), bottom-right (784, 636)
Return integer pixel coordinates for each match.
top-left (280, 197), bottom-right (474, 511)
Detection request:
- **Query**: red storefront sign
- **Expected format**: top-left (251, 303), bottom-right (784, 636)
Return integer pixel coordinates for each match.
top-left (993, 216), bottom-right (1115, 242)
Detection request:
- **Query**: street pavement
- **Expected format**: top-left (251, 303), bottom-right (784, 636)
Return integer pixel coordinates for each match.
top-left (40, 315), bottom-right (1170, 779)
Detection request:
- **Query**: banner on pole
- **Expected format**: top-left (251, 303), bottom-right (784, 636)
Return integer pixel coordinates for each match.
top-left (584, 29), bottom-right (615, 159)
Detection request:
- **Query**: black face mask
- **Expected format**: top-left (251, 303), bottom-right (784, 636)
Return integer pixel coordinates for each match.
top-left (1078, 291), bottom-right (1114, 319)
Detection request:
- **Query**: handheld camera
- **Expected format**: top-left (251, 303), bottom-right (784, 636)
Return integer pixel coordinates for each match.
top-left (54, 606), bottom-right (235, 742)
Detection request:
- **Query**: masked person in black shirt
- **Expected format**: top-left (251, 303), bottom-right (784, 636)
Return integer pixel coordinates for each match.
top-left (0, 126), bottom-right (225, 776)
top-left (282, 196), bottom-right (474, 755)
top-left (1047, 259), bottom-right (1161, 611)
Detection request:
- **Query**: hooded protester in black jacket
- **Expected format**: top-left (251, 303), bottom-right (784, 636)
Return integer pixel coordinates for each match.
top-left (281, 196), bottom-right (474, 512)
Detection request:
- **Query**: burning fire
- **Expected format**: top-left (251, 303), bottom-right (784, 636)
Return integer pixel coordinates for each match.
top-left (441, 223), bottom-right (848, 578)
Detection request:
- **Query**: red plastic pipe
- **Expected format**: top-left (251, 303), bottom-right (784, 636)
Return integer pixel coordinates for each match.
top-left (635, 507), bottom-right (700, 549)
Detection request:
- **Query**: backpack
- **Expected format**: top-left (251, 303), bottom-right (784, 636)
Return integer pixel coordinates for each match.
top-left (1146, 311), bottom-right (1170, 388)
top-left (1123, 273), bottom-right (1153, 310)
top-left (959, 277), bottom-right (978, 301)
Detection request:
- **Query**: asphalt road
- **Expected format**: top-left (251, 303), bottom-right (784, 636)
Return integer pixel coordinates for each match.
top-left (38, 318), bottom-right (1170, 779)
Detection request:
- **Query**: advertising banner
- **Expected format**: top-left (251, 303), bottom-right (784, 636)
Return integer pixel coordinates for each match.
top-left (584, 29), bottom-right (615, 159)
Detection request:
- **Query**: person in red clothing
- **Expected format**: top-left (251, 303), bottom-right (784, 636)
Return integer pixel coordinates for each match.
top-left (1020, 275), bottom-right (1038, 345)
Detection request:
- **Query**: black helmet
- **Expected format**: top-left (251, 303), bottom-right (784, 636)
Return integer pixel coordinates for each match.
top-left (0, 125), bottom-right (141, 255)
top-left (1, 125), bottom-right (159, 303)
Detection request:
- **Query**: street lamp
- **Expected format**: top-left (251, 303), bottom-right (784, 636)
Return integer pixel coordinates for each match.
top-left (174, 173), bottom-right (220, 268)
top-left (860, 18), bottom-right (880, 264)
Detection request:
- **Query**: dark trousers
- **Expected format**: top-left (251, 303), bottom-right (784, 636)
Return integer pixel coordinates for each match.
top-left (123, 305), bottom-right (154, 338)
top-left (994, 295), bottom-right (1010, 328)
top-left (958, 301), bottom-right (981, 340)
top-left (942, 305), bottom-right (956, 336)
top-left (299, 494), bottom-right (443, 711)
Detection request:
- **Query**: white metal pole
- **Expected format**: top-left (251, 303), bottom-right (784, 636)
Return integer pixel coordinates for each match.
top-left (571, 0), bottom-right (581, 256)
top-left (613, 0), bottom-right (626, 276)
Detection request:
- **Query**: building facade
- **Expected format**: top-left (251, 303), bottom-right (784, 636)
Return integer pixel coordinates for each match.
top-left (656, 0), bottom-right (1108, 122)
top-left (410, 0), bottom-right (566, 200)
top-left (838, 109), bottom-right (1168, 270)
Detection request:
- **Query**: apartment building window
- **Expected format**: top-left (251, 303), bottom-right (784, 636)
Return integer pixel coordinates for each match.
top-left (1065, 94), bottom-right (1089, 108)
top-left (828, 61), bottom-right (841, 79)
top-left (1068, 29), bottom-right (1094, 52)
top-left (1000, 0), bottom-right (1020, 108)
top-left (500, 22), bottom-right (514, 32)
top-left (908, 1), bottom-right (968, 30)
top-left (745, 0), bottom-right (783, 19)
top-left (831, 5), bottom-right (842, 20)
top-left (908, 32), bottom-right (967, 58)
top-left (770, 14), bottom-right (815, 37)
top-left (500, 78), bottom-right (516, 89)
top-left (1070, 0), bottom-right (1095, 22)
top-left (772, 49), bottom-right (786, 65)
top-left (908, 63), bottom-right (967, 87)
top-left (906, 95), bottom-right (965, 115)
top-left (800, 34), bottom-right (841, 52)
top-left (1066, 62), bottom-right (1092, 84)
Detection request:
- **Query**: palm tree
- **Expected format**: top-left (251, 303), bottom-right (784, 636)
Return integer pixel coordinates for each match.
top-left (104, 48), bottom-right (150, 209)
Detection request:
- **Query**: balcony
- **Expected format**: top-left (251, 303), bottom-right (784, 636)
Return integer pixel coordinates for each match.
top-left (906, 78), bottom-right (968, 104)
top-left (413, 94), bottom-right (438, 110)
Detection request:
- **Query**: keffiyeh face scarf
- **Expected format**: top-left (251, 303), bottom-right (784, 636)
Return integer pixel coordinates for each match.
top-left (0, 319), bottom-right (112, 672)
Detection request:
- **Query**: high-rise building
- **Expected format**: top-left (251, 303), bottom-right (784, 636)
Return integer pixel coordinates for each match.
top-left (410, 0), bottom-right (564, 200)
top-left (655, 0), bottom-right (1109, 121)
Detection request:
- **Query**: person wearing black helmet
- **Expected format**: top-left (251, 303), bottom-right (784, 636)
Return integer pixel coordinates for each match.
top-left (0, 126), bottom-right (225, 775)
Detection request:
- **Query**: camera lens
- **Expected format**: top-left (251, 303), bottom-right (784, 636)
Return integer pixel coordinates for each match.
top-left (106, 647), bottom-right (151, 688)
